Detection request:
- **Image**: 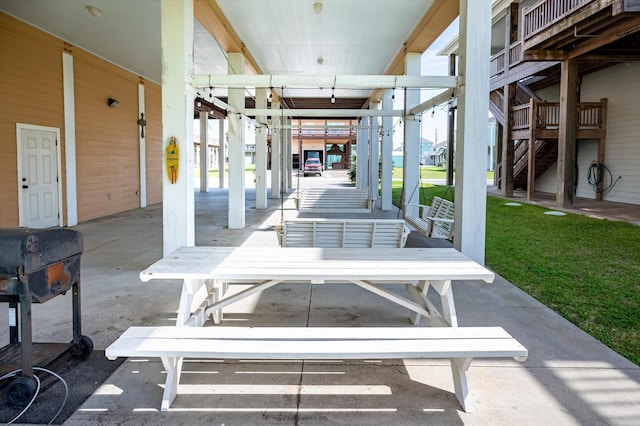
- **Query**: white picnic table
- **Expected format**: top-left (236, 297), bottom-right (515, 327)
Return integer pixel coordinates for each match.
top-left (107, 246), bottom-right (526, 413)
top-left (139, 246), bottom-right (495, 328)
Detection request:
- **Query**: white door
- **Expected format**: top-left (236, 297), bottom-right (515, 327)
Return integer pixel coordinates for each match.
top-left (18, 127), bottom-right (60, 228)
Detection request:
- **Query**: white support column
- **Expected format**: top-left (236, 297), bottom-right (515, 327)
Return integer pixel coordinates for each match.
top-left (455, 0), bottom-right (491, 264)
top-left (62, 52), bottom-right (77, 226)
top-left (161, 0), bottom-right (195, 255)
top-left (138, 83), bottom-right (147, 207)
top-left (369, 102), bottom-right (380, 209)
top-left (199, 111), bottom-right (209, 192)
top-left (286, 118), bottom-right (293, 190)
top-left (58, 53), bottom-right (78, 226)
top-left (356, 117), bottom-right (369, 190)
top-left (227, 52), bottom-right (246, 229)
top-left (218, 119), bottom-right (225, 188)
top-left (403, 53), bottom-right (421, 217)
top-left (270, 102), bottom-right (281, 199)
top-left (255, 88), bottom-right (268, 208)
top-left (381, 89), bottom-right (393, 210)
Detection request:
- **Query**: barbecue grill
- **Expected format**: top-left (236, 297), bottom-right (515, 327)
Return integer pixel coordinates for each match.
top-left (0, 228), bottom-right (93, 406)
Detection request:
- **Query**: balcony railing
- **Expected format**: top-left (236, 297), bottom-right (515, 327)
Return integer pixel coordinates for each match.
top-left (523, 0), bottom-right (592, 40)
top-left (490, 0), bottom-right (599, 79)
top-left (511, 98), bottom-right (607, 132)
top-left (490, 41), bottom-right (523, 79)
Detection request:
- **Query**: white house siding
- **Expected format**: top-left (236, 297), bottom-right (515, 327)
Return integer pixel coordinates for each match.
top-left (534, 62), bottom-right (640, 206)
top-left (582, 62), bottom-right (640, 205)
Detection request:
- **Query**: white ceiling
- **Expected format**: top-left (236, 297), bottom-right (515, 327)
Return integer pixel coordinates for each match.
top-left (216, 0), bottom-right (433, 75)
top-left (0, 0), bottom-right (442, 100)
top-left (0, 0), bottom-right (164, 82)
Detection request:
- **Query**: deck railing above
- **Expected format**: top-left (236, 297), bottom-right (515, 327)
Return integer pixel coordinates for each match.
top-left (511, 98), bottom-right (607, 132)
top-left (490, 0), bottom-right (600, 79)
top-left (523, 0), bottom-right (592, 40)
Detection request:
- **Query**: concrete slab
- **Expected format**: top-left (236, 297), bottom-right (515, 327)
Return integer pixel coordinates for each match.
top-left (2, 177), bottom-right (639, 425)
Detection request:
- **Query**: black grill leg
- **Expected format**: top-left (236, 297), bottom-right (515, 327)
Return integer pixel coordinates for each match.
top-left (72, 279), bottom-right (81, 343)
top-left (19, 292), bottom-right (33, 377)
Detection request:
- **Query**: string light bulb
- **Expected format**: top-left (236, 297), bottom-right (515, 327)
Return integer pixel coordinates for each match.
top-left (331, 87), bottom-right (336, 104)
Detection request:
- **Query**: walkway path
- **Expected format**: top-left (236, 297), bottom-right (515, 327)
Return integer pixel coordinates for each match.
top-left (13, 173), bottom-right (637, 425)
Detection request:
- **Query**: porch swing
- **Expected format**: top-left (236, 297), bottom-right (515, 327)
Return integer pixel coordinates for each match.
top-left (401, 113), bottom-right (455, 240)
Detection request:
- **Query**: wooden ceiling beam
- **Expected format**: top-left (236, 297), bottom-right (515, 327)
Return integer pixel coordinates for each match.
top-left (194, 0), bottom-right (262, 75)
top-left (383, 0), bottom-right (459, 76)
top-left (369, 0), bottom-right (458, 103)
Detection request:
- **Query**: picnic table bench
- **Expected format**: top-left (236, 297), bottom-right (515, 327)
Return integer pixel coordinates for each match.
top-left (404, 196), bottom-right (455, 240)
top-left (280, 218), bottom-right (409, 248)
top-left (105, 246), bottom-right (528, 413)
top-left (297, 188), bottom-right (371, 213)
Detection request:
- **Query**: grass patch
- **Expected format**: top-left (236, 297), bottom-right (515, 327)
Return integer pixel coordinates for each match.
top-left (392, 166), bottom-right (494, 181)
top-left (195, 165), bottom-right (256, 178)
top-left (392, 182), bottom-right (640, 366)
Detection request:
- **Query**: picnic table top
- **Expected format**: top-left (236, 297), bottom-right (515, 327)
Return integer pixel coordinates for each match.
top-left (140, 246), bottom-right (495, 283)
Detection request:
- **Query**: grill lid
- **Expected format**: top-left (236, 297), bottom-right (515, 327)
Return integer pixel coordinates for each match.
top-left (0, 228), bottom-right (83, 275)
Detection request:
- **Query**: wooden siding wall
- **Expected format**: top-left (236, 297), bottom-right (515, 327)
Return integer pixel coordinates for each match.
top-left (535, 63), bottom-right (640, 205)
top-left (0, 13), bottom-right (162, 227)
top-left (0, 13), bottom-right (65, 226)
top-left (74, 56), bottom-right (140, 220)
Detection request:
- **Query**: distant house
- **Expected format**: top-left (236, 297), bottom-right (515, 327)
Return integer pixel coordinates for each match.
top-left (392, 137), bottom-right (435, 167)
top-left (427, 141), bottom-right (448, 167)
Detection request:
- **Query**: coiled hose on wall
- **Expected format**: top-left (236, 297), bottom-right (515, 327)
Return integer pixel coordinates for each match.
top-left (587, 161), bottom-right (621, 194)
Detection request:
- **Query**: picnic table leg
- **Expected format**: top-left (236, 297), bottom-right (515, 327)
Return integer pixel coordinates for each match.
top-left (176, 281), bottom-right (192, 326)
top-left (210, 279), bottom-right (225, 324)
top-left (176, 279), bottom-right (207, 326)
top-left (450, 357), bottom-right (473, 412)
top-left (160, 356), bottom-right (184, 411)
top-left (430, 280), bottom-right (458, 327)
top-left (408, 280), bottom-right (428, 325)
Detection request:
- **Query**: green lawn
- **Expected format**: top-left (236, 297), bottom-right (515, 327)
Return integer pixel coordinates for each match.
top-left (195, 165), bottom-right (255, 178)
top-left (392, 182), bottom-right (640, 366)
top-left (392, 166), bottom-right (494, 181)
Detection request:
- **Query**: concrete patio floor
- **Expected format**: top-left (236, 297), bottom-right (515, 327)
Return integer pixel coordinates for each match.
top-left (4, 171), bottom-right (639, 425)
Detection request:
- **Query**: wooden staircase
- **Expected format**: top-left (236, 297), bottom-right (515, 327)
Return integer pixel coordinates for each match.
top-left (490, 83), bottom-right (556, 190)
top-left (512, 139), bottom-right (558, 190)
top-left (490, 80), bottom-right (607, 191)
top-left (489, 83), bottom-right (539, 126)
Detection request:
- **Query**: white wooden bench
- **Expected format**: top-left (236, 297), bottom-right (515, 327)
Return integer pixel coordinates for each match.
top-left (106, 325), bottom-right (528, 413)
top-left (404, 196), bottom-right (455, 240)
top-left (280, 218), bottom-right (409, 248)
top-left (297, 188), bottom-right (371, 213)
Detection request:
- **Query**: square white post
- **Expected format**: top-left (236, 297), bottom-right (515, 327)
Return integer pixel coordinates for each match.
top-left (369, 102), bottom-right (380, 208)
top-left (455, 0), bottom-right (491, 264)
top-left (270, 102), bottom-right (281, 199)
top-left (161, 0), bottom-right (195, 255)
top-left (218, 119), bottom-right (225, 188)
top-left (356, 117), bottom-right (369, 190)
top-left (255, 87), bottom-right (268, 208)
top-left (381, 89), bottom-right (394, 210)
top-left (199, 111), bottom-right (209, 192)
top-left (138, 83), bottom-right (147, 207)
top-left (403, 53), bottom-right (421, 217)
top-left (227, 52), bottom-right (246, 229)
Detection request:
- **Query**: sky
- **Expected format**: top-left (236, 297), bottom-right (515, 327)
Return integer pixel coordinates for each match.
top-left (392, 18), bottom-right (460, 148)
